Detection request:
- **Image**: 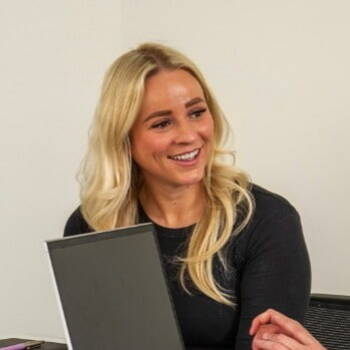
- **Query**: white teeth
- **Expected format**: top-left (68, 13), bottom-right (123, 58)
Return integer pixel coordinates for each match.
top-left (170, 149), bottom-right (199, 161)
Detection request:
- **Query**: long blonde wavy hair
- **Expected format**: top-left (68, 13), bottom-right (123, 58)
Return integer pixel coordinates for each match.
top-left (79, 42), bottom-right (254, 306)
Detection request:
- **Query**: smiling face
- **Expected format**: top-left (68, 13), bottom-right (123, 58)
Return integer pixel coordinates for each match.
top-left (130, 69), bottom-right (214, 190)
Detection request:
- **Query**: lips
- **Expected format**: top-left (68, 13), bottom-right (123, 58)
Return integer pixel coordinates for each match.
top-left (168, 148), bottom-right (200, 161)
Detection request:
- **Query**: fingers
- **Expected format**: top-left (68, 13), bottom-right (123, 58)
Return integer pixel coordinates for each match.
top-left (255, 324), bottom-right (281, 338)
top-left (253, 332), bottom-right (303, 350)
top-left (250, 310), bottom-right (274, 335)
top-left (252, 323), bottom-right (279, 350)
top-left (253, 337), bottom-right (291, 350)
top-left (252, 324), bottom-right (281, 349)
top-left (250, 309), bottom-right (316, 346)
top-left (250, 308), bottom-right (279, 335)
top-left (263, 309), bottom-right (316, 345)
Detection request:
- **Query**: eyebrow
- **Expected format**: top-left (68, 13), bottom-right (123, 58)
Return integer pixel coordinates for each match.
top-left (185, 97), bottom-right (204, 108)
top-left (143, 97), bottom-right (205, 123)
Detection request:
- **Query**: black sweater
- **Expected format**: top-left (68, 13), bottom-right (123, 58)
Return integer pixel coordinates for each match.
top-left (64, 184), bottom-right (311, 350)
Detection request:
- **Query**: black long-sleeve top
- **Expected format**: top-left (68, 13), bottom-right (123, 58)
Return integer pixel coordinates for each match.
top-left (64, 184), bottom-right (311, 350)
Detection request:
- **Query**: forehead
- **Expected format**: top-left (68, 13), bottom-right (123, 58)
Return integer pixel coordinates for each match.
top-left (140, 69), bottom-right (205, 111)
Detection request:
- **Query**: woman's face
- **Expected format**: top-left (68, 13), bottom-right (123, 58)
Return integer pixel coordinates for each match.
top-left (130, 69), bottom-right (214, 189)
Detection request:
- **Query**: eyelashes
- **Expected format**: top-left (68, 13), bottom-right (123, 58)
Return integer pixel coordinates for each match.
top-left (190, 108), bottom-right (207, 118)
top-left (150, 108), bottom-right (207, 129)
top-left (152, 120), bottom-right (171, 129)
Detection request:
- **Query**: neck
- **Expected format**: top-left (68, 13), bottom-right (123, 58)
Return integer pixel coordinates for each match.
top-left (139, 182), bottom-right (206, 228)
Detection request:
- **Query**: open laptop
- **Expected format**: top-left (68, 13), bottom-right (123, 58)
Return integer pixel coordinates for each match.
top-left (46, 223), bottom-right (185, 350)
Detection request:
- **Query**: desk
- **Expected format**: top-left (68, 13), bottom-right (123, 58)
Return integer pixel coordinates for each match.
top-left (0, 338), bottom-right (231, 349)
top-left (0, 339), bottom-right (67, 350)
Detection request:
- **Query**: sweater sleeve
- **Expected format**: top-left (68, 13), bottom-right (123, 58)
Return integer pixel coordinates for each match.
top-left (234, 206), bottom-right (311, 350)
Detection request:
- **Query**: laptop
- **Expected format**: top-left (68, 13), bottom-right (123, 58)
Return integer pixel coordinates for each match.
top-left (46, 223), bottom-right (185, 350)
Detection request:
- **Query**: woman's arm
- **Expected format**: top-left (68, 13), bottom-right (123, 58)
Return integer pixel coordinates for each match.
top-left (250, 308), bottom-right (326, 350)
top-left (234, 206), bottom-right (311, 350)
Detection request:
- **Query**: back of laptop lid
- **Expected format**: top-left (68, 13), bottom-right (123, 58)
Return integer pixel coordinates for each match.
top-left (46, 223), bottom-right (184, 350)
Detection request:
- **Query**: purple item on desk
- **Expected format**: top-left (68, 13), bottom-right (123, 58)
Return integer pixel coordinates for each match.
top-left (0, 340), bottom-right (44, 350)
top-left (0, 344), bottom-right (27, 350)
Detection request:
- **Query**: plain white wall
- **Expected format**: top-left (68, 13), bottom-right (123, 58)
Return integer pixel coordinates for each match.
top-left (1, 0), bottom-right (349, 341)
top-left (0, 0), bottom-right (123, 340)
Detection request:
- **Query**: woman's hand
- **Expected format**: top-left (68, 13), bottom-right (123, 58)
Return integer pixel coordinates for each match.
top-left (249, 309), bottom-right (327, 350)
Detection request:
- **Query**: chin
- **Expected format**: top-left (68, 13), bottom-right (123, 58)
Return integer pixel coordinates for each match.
top-left (174, 173), bottom-right (205, 187)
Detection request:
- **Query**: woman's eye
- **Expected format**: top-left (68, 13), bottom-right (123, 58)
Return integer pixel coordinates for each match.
top-left (151, 120), bottom-right (171, 129)
top-left (190, 108), bottom-right (207, 118)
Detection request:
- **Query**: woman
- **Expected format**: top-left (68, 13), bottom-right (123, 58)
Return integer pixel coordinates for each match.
top-left (64, 42), bottom-right (311, 349)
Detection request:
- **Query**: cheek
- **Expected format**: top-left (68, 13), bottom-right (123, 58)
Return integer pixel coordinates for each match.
top-left (131, 134), bottom-right (170, 160)
top-left (200, 116), bottom-right (215, 140)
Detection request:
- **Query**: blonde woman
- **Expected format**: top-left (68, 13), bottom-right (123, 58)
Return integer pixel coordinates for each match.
top-left (64, 43), bottom-right (311, 349)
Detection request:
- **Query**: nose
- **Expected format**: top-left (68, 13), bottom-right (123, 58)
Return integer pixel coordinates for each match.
top-left (173, 119), bottom-right (197, 144)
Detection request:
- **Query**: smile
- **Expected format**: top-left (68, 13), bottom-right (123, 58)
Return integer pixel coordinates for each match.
top-left (168, 148), bottom-right (200, 161)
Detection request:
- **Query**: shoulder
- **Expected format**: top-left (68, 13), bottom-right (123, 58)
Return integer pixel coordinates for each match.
top-left (232, 184), bottom-right (308, 266)
top-left (250, 183), bottom-right (300, 222)
top-left (64, 207), bottom-right (92, 237)
top-left (233, 184), bottom-right (304, 253)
